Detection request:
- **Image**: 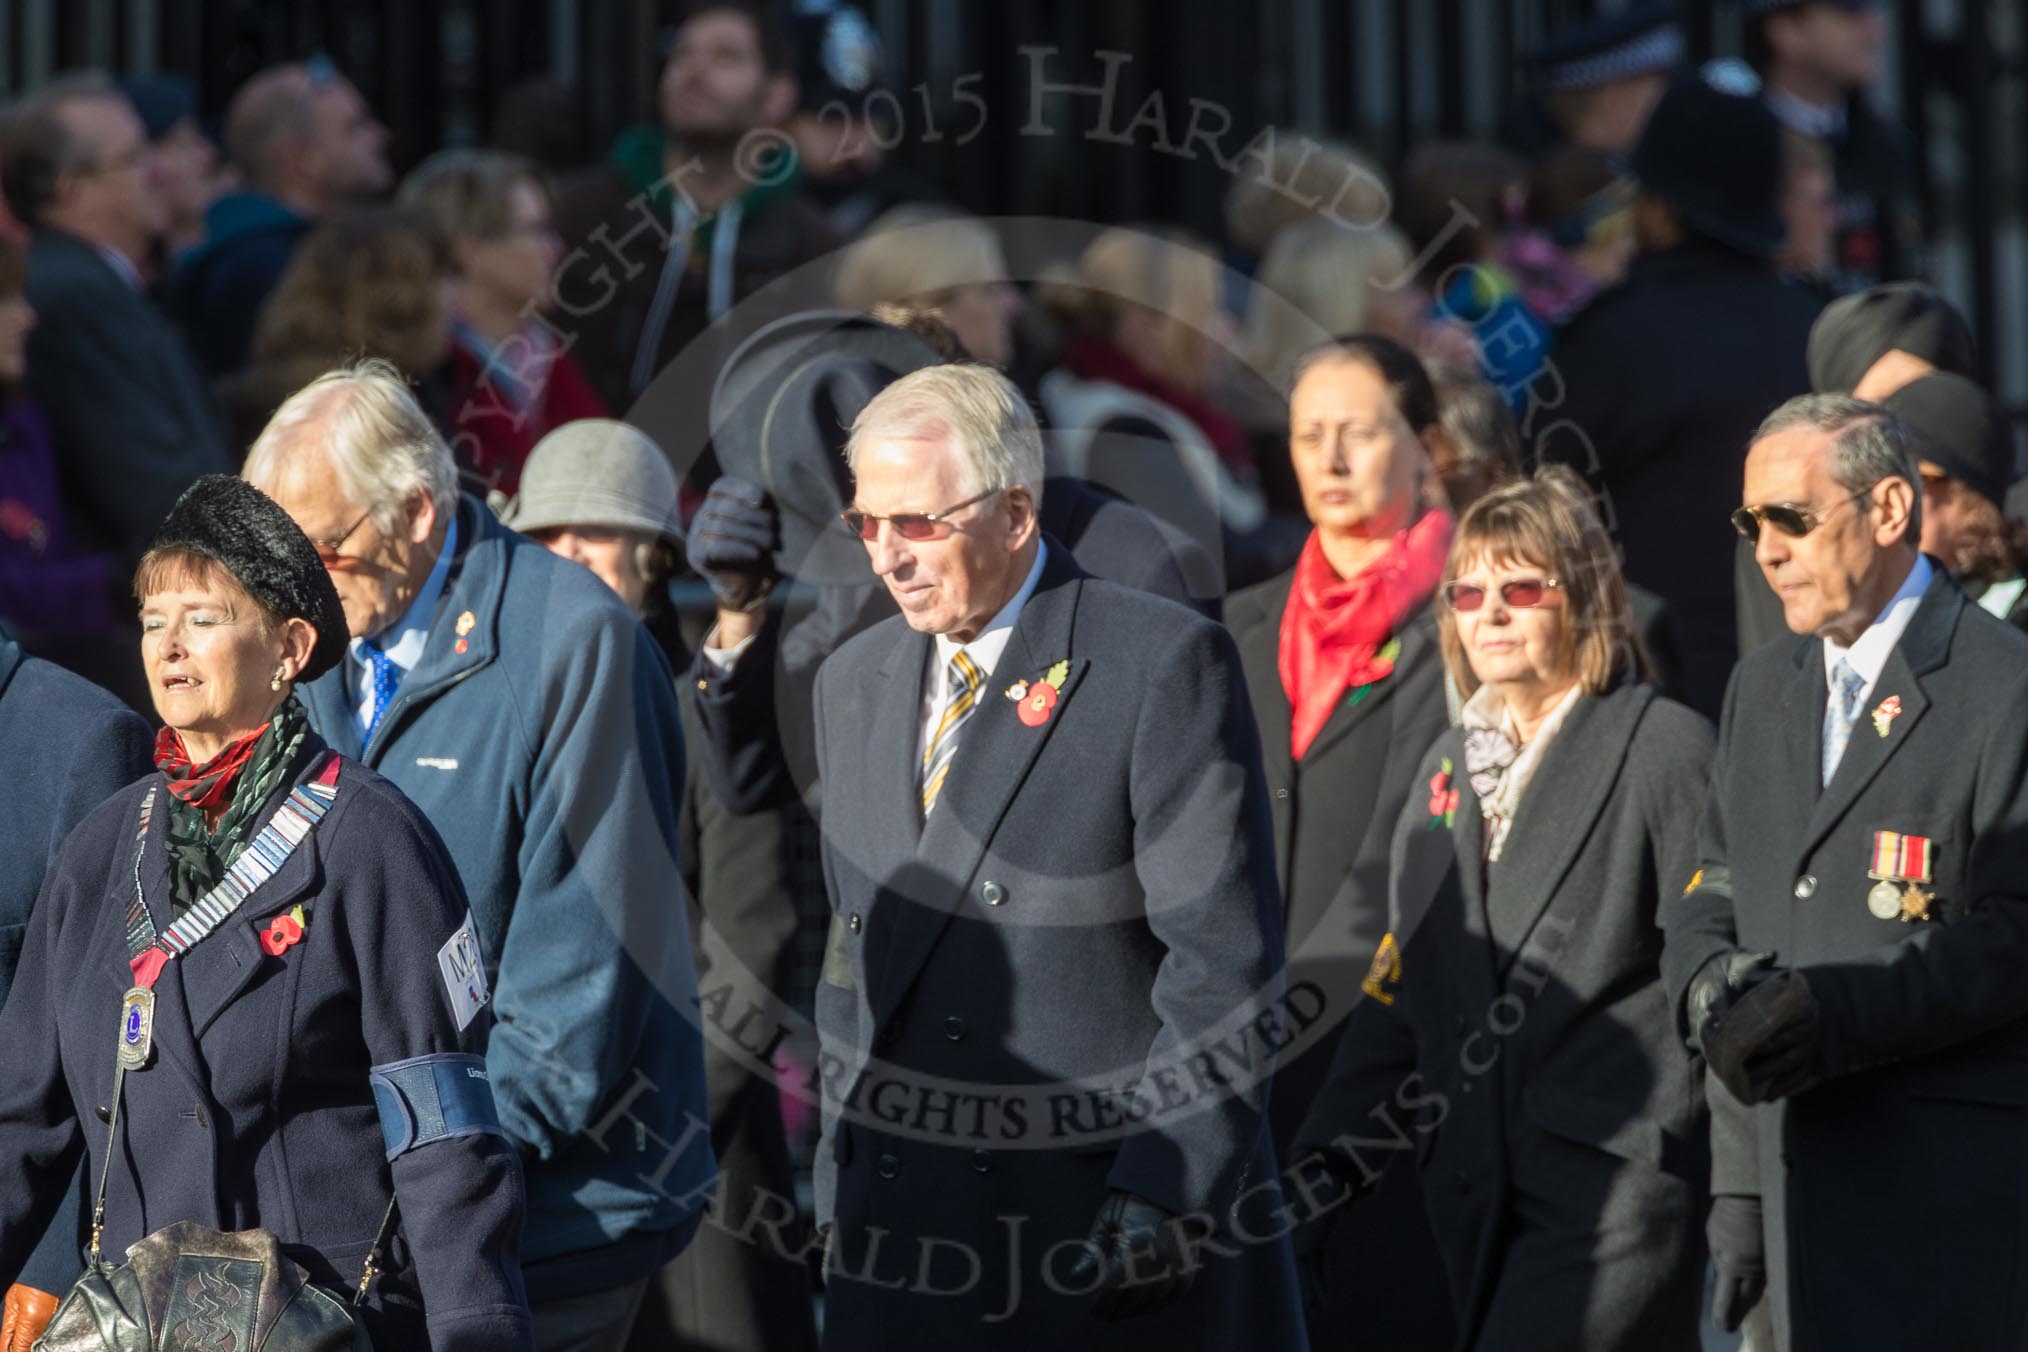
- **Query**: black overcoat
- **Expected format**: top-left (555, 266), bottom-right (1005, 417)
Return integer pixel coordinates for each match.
top-left (1302, 682), bottom-right (1712, 1351)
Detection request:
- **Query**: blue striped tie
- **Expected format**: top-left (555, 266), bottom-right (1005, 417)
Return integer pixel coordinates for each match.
top-left (1821, 658), bottom-right (1865, 786)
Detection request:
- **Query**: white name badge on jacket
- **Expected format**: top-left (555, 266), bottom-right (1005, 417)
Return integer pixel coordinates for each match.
top-left (437, 915), bottom-right (491, 1031)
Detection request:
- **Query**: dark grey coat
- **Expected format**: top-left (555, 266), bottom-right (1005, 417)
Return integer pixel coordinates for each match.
top-left (1299, 682), bottom-right (1712, 1351)
top-left (1225, 574), bottom-right (1456, 1350)
top-left (22, 230), bottom-right (228, 562)
top-left (1664, 566), bottom-right (2028, 1352)
top-left (809, 547), bottom-right (1303, 1350)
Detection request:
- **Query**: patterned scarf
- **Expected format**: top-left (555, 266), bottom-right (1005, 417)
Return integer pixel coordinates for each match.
top-left (1277, 509), bottom-right (1454, 760)
top-left (152, 697), bottom-right (310, 914)
top-left (1459, 682), bottom-right (1584, 863)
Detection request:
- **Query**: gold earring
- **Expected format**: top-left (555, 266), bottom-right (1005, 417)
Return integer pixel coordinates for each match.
top-left (271, 664), bottom-right (287, 693)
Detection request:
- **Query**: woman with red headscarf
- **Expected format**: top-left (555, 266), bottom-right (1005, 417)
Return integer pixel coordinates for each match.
top-left (1223, 333), bottom-right (1456, 1348)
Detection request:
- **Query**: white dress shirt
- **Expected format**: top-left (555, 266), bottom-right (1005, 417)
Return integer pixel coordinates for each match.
top-left (350, 517), bottom-right (459, 736)
top-left (1821, 553), bottom-right (1931, 712)
top-left (917, 543), bottom-right (1048, 766)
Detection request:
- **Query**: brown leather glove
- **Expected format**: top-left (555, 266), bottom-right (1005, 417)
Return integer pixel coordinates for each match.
top-left (1, 1284), bottom-right (60, 1352)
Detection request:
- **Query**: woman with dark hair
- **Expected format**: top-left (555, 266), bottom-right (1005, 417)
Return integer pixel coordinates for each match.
top-left (1224, 333), bottom-right (1457, 1348)
top-left (1294, 466), bottom-right (1711, 1351)
top-left (0, 476), bottom-right (534, 1350)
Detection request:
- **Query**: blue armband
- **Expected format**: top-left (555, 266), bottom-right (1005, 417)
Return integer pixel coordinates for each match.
top-left (370, 1052), bottom-right (507, 1160)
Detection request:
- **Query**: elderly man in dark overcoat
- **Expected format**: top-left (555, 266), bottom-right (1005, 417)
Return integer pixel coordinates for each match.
top-left (1664, 393), bottom-right (2028, 1352)
top-left (803, 361), bottom-right (1303, 1349)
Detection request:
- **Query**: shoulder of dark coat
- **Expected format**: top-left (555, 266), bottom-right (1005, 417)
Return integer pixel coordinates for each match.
top-left (1072, 574), bottom-right (1229, 655)
top-left (1225, 568), bottom-right (1292, 632)
top-left (1624, 689), bottom-right (1716, 771)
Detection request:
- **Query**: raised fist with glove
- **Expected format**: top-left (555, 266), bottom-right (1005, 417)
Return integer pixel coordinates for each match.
top-left (687, 476), bottom-right (781, 645)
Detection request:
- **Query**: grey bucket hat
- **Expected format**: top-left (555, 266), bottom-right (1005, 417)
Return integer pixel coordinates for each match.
top-left (501, 419), bottom-right (685, 544)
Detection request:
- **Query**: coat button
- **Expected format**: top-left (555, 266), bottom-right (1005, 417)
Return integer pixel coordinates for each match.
top-left (876, 1153), bottom-right (900, 1179)
top-left (971, 1148), bottom-right (993, 1174)
top-left (1274, 788), bottom-right (1289, 799)
top-left (944, 1016), bottom-right (967, 1042)
top-left (1793, 875), bottom-right (1817, 900)
top-left (1452, 1170), bottom-right (1472, 1195)
top-left (95, 1105), bottom-right (111, 1124)
top-left (981, 881), bottom-right (1006, 906)
top-left (848, 912), bottom-right (863, 934)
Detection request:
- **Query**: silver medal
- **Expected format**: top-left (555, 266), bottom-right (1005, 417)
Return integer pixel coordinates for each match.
top-left (1866, 880), bottom-right (1904, 921)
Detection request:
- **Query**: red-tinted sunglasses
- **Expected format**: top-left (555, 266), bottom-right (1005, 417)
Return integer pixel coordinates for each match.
top-left (840, 488), bottom-right (999, 542)
top-left (1442, 576), bottom-right (1562, 612)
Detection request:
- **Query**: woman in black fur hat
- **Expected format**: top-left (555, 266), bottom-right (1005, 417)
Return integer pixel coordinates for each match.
top-left (0, 475), bottom-right (536, 1350)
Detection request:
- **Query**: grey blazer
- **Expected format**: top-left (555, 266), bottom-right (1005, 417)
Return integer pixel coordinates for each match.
top-left (1665, 565), bottom-right (2028, 1352)
top-left (808, 544), bottom-right (1302, 1351)
top-left (1300, 681), bottom-right (1713, 1351)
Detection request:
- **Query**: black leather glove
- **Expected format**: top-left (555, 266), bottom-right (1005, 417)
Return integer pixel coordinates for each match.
top-left (686, 476), bottom-right (780, 613)
top-left (1686, 949), bottom-right (1778, 1053)
top-left (1706, 1194), bottom-right (1765, 1333)
top-left (1067, 1189), bottom-right (1198, 1321)
top-left (1704, 967), bottom-right (1823, 1104)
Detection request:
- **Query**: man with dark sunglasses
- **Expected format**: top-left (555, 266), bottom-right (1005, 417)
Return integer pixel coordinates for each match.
top-left (786, 361), bottom-right (1301, 1349)
top-left (1665, 393), bottom-right (2028, 1350)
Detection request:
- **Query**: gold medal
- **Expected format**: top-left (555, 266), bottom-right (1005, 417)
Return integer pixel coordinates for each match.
top-left (117, 986), bottom-right (155, 1069)
top-left (1867, 880), bottom-right (1904, 921)
top-left (1899, 886), bottom-right (1935, 924)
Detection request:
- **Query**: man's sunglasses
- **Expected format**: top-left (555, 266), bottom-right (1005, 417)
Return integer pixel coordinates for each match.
top-left (840, 488), bottom-right (999, 542)
top-left (1730, 488), bottom-right (1872, 543)
top-left (1442, 577), bottom-right (1562, 612)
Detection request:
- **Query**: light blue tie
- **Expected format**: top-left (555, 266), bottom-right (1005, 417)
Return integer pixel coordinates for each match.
top-left (361, 638), bottom-right (399, 740)
top-left (1821, 658), bottom-right (1866, 787)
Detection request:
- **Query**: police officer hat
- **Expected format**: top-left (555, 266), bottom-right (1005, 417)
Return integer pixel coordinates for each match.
top-left (1883, 373), bottom-right (2017, 510)
top-left (1522, 2), bottom-right (1685, 92)
top-left (1807, 282), bottom-right (1978, 394)
top-left (1630, 71), bottom-right (1786, 258)
top-left (147, 475), bottom-right (350, 682)
top-left (710, 310), bottom-right (943, 585)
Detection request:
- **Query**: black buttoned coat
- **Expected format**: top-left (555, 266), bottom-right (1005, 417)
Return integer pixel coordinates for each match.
top-left (1664, 566), bottom-right (2028, 1352)
top-left (1300, 682), bottom-right (1713, 1351)
top-left (808, 547), bottom-right (1303, 1350)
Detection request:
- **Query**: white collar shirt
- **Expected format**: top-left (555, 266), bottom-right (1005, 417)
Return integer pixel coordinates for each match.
top-left (918, 542), bottom-right (1048, 765)
top-left (1821, 553), bottom-right (1931, 714)
top-left (349, 516), bottom-right (459, 736)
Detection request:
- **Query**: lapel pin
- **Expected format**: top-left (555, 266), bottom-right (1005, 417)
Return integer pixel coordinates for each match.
top-left (1004, 679), bottom-right (1029, 703)
top-left (260, 904), bottom-right (307, 957)
top-left (1871, 694), bottom-right (1902, 738)
top-left (1015, 660), bottom-right (1071, 728)
top-left (455, 610), bottom-right (476, 636)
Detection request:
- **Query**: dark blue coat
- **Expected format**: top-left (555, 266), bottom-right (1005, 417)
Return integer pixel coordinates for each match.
top-left (0, 734), bottom-right (534, 1349)
top-left (299, 496), bottom-right (716, 1298)
top-left (809, 548), bottom-right (1303, 1350)
top-left (0, 641), bottom-right (152, 1293)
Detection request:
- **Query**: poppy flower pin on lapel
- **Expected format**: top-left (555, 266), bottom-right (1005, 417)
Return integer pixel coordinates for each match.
top-left (261, 904), bottom-right (308, 957)
top-left (1009, 660), bottom-right (1070, 728)
top-left (1426, 757), bottom-right (1460, 829)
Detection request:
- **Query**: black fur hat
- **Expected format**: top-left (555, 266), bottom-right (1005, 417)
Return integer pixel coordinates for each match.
top-left (148, 475), bottom-right (349, 682)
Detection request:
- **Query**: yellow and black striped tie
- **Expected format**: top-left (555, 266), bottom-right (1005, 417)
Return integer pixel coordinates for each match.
top-left (920, 650), bottom-right (983, 815)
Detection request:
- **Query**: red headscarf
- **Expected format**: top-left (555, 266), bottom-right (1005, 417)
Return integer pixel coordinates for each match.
top-left (1278, 509), bottom-right (1454, 760)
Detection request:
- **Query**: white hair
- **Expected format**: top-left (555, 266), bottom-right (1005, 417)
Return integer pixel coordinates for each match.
top-left (243, 359), bottom-right (459, 530)
top-left (845, 363), bottom-right (1045, 504)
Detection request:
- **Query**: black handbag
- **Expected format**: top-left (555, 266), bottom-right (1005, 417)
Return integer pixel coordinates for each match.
top-left (32, 1059), bottom-right (399, 1352)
